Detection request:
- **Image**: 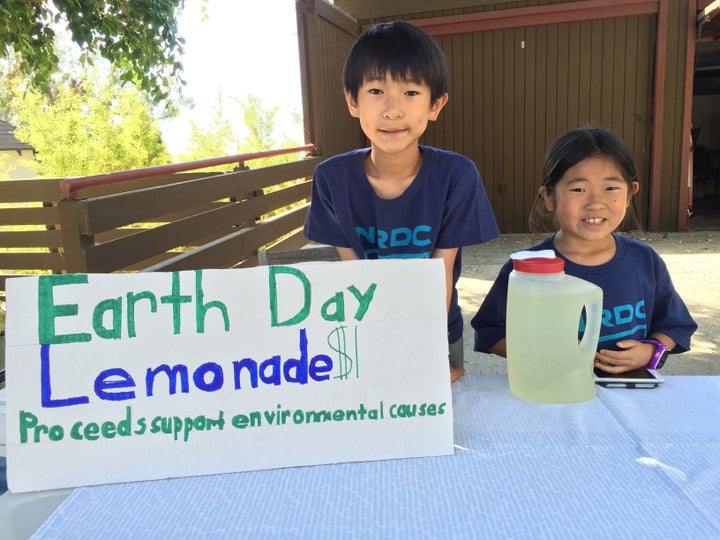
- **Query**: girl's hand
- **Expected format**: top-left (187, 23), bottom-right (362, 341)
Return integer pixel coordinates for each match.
top-left (594, 340), bottom-right (654, 374)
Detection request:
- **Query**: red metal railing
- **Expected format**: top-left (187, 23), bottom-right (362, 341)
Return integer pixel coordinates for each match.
top-left (60, 144), bottom-right (320, 198)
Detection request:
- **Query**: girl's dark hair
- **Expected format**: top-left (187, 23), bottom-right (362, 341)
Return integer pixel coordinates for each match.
top-left (529, 125), bottom-right (643, 233)
top-left (343, 21), bottom-right (449, 104)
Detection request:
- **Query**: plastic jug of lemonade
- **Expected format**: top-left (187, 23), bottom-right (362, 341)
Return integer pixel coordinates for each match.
top-left (506, 251), bottom-right (603, 403)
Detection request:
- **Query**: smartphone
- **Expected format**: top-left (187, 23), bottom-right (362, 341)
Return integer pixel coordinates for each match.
top-left (593, 367), bottom-right (665, 388)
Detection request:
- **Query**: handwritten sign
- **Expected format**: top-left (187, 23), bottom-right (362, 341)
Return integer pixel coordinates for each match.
top-left (5, 259), bottom-right (452, 493)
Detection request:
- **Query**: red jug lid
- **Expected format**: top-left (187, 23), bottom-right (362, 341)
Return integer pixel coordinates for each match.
top-left (512, 256), bottom-right (565, 274)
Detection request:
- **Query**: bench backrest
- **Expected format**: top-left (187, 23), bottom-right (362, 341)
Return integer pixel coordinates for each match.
top-left (258, 244), bottom-right (341, 266)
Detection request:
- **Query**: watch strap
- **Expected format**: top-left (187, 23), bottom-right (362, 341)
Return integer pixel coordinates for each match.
top-left (640, 339), bottom-right (669, 369)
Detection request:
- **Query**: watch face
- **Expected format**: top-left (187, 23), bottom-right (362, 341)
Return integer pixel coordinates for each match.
top-left (655, 350), bottom-right (670, 369)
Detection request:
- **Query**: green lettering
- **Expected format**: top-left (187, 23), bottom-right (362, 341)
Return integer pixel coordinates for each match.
top-left (269, 266), bottom-right (311, 327)
top-left (38, 275), bottom-right (92, 344)
top-left (232, 414), bottom-right (249, 429)
top-left (92, 298), bottom-right (122, 339)
top-left (19, 410), bottom-right (38, 443)
top-left (320, 292), bottom-right (345, 322)
top-left (195, 270), bottom-right (230, 332)
top-left (127, 291), bottom-right (157, 338)
top-left (160, 272), bottom-right (192, 334)
top-left (347, 283), bottom-right (377, 321)
top-left (84, 422), bottom-right (100, 441)
top-left (101, 420), bottom-right (117, 438)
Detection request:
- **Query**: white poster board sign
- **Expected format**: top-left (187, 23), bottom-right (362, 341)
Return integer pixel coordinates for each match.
top-left (5, 259), bottom-right (452, 493)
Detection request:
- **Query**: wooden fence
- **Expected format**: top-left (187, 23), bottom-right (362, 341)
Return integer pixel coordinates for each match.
top-left (0, 149), bottom-right (322, 300)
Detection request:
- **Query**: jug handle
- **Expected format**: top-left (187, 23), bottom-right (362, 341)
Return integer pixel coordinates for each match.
top-left (579, 300), bottom-right (603, 354)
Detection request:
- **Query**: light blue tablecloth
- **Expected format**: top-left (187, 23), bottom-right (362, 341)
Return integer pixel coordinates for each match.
top-left (31, 375), bottom-right (720, 539)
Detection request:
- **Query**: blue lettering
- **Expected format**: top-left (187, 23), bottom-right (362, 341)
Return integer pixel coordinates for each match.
top-left (95, 368), bottom-right (136, 401)
top-left (598, 325), bottom-right (648, 343)
top-left (378, 252), bottom-right (430, 259)
top-left (377, 229), bottom-right (389, 249)
top-left (356, 226), bottom-right (375, 243)
top-left (40, 344), bottom-right (90, 408)
top-left (412, 225), bottom-right (432, 246)
top-left (356, 225), bottom-right (433, 254)
top-left (39, 329), bottom-right (333, 409)
top-left (146, 364), bottom-right (190, 396)
top-left (260, 355), bottom-right (282, 386)
top-left (595, 300), bottom-right (649, 343)
top-left (283, 328), bottom-right (310, 384)
top-left (390, 227), bottom-right (412, 247)
top-left (613, 304), bottom-right (635, 325)
top-left (602, 300), bottom-right (647, 328)
top-left (233, 358), bottom-right (259, 389)
top-left (234, 328), bottom-right (333, 388)
top-left (193, 362), bottom-right (224, 392)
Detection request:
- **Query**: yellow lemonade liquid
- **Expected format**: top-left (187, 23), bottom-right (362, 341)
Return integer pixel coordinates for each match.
top-left (506, 271), bottom-right (602, 403)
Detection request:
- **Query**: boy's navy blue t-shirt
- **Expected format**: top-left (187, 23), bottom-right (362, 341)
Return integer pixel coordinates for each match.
top-left (304, 145), bottom-right (499, 343)
top-left (471, 234), bottom-right (698, 354)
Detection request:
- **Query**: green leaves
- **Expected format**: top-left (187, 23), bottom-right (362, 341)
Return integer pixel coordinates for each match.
top-left (7, 72), bottom-right (171, 177)
top-left (0, 0), bottom-right (186, 105)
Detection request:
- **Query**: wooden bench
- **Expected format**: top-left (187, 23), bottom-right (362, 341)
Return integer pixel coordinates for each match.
top-left (257, 244), bottom-right (341, 266)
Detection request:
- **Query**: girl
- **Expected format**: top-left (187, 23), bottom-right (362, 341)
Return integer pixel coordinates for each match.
top-left (471, 126), bottom-right (697, 374)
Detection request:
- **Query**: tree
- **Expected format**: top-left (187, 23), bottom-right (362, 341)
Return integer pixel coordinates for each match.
top-left (0, 0), bottom-right (186, 104)
top-left (240, 94), bottom-right (281, 153)
top-left (178, 93), bottom-right (240, 171)
top-left (10, 70), bottom-right (170, 177)
top-left (179, 92), bottom-right (302, 169)
top-left (238, 94), bottom-right (301, 168)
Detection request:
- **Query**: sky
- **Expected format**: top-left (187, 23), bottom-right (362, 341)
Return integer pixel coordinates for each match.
top-left (160, 0), bottom-right (305, 158)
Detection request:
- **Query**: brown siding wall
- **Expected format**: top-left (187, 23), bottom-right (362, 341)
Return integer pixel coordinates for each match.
top-left (659, 0), bottom-right (691, 230)
top-left (419, 10), bottom-right (655, 232)
top-left (296, 0), bottom-right (362, 158)
top-left (305, 0), bottom-right (691, 231)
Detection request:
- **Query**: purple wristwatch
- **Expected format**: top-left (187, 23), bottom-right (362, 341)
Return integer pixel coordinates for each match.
top-left (640, 339), bottom-right (670, 369)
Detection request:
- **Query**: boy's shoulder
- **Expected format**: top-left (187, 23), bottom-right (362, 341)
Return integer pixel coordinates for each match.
top-left (419, 146), bottom-right (481, 182)
top-left (315, 146), bottom-right (476, 175)
top-left (317, 148), bottom-right (369, 169)
top-left (420, 145), bottom-right (475, 166)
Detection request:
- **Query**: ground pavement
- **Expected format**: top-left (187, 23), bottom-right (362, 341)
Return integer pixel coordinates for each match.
top-left (458, 231), bottom-right (720, 376)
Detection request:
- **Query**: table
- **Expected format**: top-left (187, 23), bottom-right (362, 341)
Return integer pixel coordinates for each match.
top-left (10, 375), bottom-right (720, 539)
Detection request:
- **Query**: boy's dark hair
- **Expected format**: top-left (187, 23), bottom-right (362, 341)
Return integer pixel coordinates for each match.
top-left (343, 21), bottom-right (449, 103)
top-left (529, 125), bottom-right (643, 233)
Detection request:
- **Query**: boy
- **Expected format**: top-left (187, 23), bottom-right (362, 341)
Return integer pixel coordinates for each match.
top-left (303, 21), bottom-right (499, 381)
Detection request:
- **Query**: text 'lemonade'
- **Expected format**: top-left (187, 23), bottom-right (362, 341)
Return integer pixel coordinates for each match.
top-left (506, 252), bottom-right (603, 403)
